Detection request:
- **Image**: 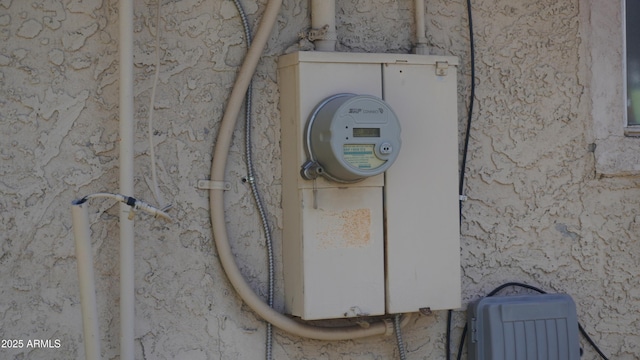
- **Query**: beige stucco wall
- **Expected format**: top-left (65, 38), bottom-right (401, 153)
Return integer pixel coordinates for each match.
top-left (0, 0), bottom-right (636, 359)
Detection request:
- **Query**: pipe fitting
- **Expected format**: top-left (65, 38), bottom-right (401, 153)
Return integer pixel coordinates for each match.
top-left (311, 0), bottom-right (336, 51)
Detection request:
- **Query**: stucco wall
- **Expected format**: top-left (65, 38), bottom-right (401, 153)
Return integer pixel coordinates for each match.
top-left (0, 0), bottom-right (635, 359)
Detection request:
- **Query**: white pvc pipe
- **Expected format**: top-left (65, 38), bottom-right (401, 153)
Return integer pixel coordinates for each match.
top-left (71, 200), bottom-right (101, 360)
top-left (414, 0), bottom-right (428, 54)
top-left (119, 0), bottom-right (135, 358)
top-left (209, 0), bottom-right (410, 340)
top-left (311, 0), bottom-right (337, 51)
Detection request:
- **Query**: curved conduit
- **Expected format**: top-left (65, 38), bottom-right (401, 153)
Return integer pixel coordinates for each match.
top-left (209, 0), bottom-right (409, 340)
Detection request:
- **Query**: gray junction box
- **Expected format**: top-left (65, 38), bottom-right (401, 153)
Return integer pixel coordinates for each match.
top-left (467, 294), bottom-right (580, 360)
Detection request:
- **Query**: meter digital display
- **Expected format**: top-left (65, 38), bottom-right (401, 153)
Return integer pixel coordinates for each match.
top-left (301, 94), bottom-right (402, 182)
top-left (353, 128), bottom-right (380, 138)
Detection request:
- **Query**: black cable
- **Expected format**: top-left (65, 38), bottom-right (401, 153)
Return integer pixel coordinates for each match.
top-left (458, 0), bottom-right (475, 216)
top-left (452, 282), bottom-right (609, 360)
top-left (486, 281), bottom-right (545, 297)
top-left (455, 324), bottom-right (467, 360)
top-left (449, 0), bottom-right (475, 358)
top-left (446, 310), bottom-right (452, 360)
top-left (578, 323), bottom-right (610, 360)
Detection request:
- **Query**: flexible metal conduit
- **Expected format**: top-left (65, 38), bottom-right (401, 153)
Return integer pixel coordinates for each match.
top-left (229, 0), bottom-right (275, 357)
top-left (209, 0), bottom-right (410, 340)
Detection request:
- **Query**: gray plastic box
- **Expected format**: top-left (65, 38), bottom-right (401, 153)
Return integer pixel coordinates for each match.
top-left (467, 293), bottom-right (580, 360)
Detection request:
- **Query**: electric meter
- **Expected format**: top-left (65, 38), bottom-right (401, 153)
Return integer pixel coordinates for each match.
top-left (301, 94), bottom-right (402, 182)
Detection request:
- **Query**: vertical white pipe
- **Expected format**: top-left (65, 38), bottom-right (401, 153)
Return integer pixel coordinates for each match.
top-left (71, 201), bottom-right (101, 360)
top-left (119, 0), bottom-right (135, 359)
top-left (311, 0), bottom-right (336, 51)
top-left (414, 0), bottom-right (428, 54)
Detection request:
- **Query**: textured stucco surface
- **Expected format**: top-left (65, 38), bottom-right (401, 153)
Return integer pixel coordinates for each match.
top-left (0, 0), bottom-right (637, 359)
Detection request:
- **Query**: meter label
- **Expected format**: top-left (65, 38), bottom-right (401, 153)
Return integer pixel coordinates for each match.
top-left (343, 144), bottom-right (385, 170)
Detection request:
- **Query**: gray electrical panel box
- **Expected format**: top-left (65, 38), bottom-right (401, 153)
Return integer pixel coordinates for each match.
top-left (467, 294), bottom-right (580, 360)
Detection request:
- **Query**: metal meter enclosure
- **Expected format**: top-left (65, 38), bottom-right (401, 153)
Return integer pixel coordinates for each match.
top-left (278, 51), bottom-right (460, 320)
top-left (303, 94), bottom-right (402, 182)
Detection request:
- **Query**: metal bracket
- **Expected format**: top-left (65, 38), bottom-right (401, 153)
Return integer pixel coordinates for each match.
top-left (306, 24), bottom-right (329, 42)
top-left (197, 180), bottom-right (231, 191)
top-left (300, 160), bottom-right (324, 180)
top-left (436, 61), bottom-right (449, 76)
top-left (419, 307), bottom-right (432, 316)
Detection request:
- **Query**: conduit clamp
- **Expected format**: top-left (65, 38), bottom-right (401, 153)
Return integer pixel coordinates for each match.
top-left (306, 24), bottom-right (329, 42)
top-left (198, 180), bottom-right (231, 191)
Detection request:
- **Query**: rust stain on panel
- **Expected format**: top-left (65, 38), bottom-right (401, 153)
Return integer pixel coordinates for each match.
top-left (317, 208), bottom-right (371, 249)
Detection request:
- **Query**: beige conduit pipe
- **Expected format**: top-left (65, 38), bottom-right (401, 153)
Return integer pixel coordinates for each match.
top-left (119, 0), bottom-right (136, 356)
top-left (71, 201), bottom-right (101, 360)
top-left (414, 0), bottom-right (428, 54)
top-left (311, 0), bottom-right (337, 51)
top-left (209, 0), bottom-right (409, 340)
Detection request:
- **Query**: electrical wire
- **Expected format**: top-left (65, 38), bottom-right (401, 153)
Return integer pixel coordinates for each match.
top-left (72, 192), bottom-right (172, 222)
top-left (231, 1), bottom-right (275, 359)
top-left (448, 0), bottom-right (475, 358)
top-left (455, 323), bottom-right (467, 360)
top-left (458, 0), bottom-right (475, 212)
top-left (579, 323), bottom-right (610, 360)
top-left (446, 309), bottom-right (452, 360)
top-left (452, 282), bottom-right (610, 360)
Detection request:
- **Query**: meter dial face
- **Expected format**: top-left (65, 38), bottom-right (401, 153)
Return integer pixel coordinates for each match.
top-left (305, 94), bottom-right (402, 182)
